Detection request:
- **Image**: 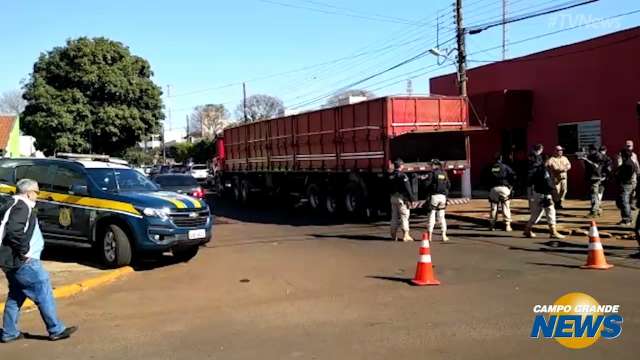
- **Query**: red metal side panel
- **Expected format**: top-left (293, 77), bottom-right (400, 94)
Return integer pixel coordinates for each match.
top-left (294, 109), bottom-right (337, 171)
top-left (338, 98), bottom-right (386, 171)
top-left (268, 115), bottom-right (294, 171)
top-left (387, 97), bottom-right (469, 138)
top-left (224, 125), bottom-right (247, 172)
top-left (246, 121), bottom-right (269, 171)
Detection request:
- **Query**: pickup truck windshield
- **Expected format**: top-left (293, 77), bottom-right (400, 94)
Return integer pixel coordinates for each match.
top-left (87, 168), bottom-right (158, 192)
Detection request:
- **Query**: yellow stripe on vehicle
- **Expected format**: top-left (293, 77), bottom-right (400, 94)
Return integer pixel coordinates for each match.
top-left (40, 191), bottom-right (142, 216)
top-left (0, 184), bottom-right (16, 193)
top-left (176, 194), bottom-right (202, 208)
top-left (153, 193), bottom-right (188, 209)
top-left (0, 184), bottom-right (141, 217)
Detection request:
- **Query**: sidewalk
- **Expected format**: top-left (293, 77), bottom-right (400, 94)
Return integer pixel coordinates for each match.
top-left (448, 199), bottom-right (639, 240)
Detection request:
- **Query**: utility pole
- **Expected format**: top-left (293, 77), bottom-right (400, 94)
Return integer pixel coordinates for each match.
top-left (406, 79), bottom-right (413, 95)
top-left (455, 0), bottom-right (468, 97)
top-left (186, 115), bottom-right (190, 143)
top-left (455, 0), bottom-right (471, 199)
top-left (163, 84), bottom-right (172, 163)
top-left (242, 82), bottom-right (248, 123)
top-left (502, 0), bottom-right (508, 60)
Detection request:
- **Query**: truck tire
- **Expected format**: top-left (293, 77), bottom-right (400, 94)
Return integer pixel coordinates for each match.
top-left (173, 245), bottom-right (199, 262)
top-left (344, 182), bottom-right (365, 216)
top-left (306, 184), bottom-right (321, 211)
top-left (240, 180), bottom-right (250, 204)
top-left (232, 181), bottom-right (241, 202)
top-left (324, 189), bottom-right (339, 215)
top-left (99, 224), bottom-right (132, 268)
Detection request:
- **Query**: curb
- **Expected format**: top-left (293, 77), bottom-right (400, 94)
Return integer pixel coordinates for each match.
top-left (0, 266), bottom-right (134, 313)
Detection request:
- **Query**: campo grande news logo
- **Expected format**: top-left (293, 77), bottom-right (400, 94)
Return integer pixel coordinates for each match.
top-left (530, 292), bottom-right (623, 349)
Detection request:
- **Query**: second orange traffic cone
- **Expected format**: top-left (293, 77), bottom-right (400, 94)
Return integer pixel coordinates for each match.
top-left (581, 221), bottom-right (613, 270)
top-left (411, 233), bottom-right (441, 286)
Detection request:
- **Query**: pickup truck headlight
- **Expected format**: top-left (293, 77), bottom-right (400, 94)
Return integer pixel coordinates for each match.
top-left (142, 207), bottom-right (171, 221)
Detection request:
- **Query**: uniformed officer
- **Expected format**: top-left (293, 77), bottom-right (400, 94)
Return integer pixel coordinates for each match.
top-left (424, 159), bottom-right (451, 242)
top-left (523, 164), bottom-right (565, 239)
top-left (389, 158), bottom-right (417, 242)
top-left (527, 144), bottom-right (545, 212)
top-left (484, 155), bottom-right (516, 232)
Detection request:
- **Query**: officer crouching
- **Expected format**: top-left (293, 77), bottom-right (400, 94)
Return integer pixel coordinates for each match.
top-left (389, 159), bottom-right (417, 242)
top-left (484, 155), bottom-right (516, 232)
top-left (422, 159), bottom-right (451, 242)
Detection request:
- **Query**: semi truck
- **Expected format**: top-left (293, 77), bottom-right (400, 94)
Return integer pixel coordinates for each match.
top-left (213, 95), bottom-right (484, 217)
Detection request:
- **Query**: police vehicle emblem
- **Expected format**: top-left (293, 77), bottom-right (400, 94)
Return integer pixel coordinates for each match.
top-left (59, 207), bottom-right (72, 227)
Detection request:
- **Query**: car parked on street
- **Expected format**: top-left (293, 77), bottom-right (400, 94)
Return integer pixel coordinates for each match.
top-left (151, 174), bottom-right (206, 199)
top-left (189, 164), bottom-right (209, 182)
top-left (0, 154), bottom-right (213, 268)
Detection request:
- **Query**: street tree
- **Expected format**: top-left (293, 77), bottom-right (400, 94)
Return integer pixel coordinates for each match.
top-left (325, 89), bottom-right (375, 107)
top-left (235, 94), bottom-right (284, 123)
top-left (189, 104), bottom-right (229, 139)
top-left (0, 89), bottom-right (26, 115)
top-left (21, 37), bottom-right (164, 155)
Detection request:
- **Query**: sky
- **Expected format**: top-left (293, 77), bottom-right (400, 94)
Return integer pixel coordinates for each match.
top-left (1, 0), bottom-right (639, 133)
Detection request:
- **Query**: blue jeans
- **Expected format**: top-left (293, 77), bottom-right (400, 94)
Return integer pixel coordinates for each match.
top-left (618, 184), bottom-right (634, 222)
top-left (2, 259), bottom-right (65, 340)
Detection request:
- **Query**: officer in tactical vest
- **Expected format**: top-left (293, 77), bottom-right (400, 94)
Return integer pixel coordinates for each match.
top-left (389, 158), bottom-right (417, 242)
top-left (424, 159), bottom-right (451, 242)
top-left (484, 154), bottom-right (516, 232)
top-left (523, 163), bottom-right (565, 239)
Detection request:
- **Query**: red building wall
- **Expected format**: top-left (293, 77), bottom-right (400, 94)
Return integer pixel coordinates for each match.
top-left (430, 27), bottom-right (640, 197)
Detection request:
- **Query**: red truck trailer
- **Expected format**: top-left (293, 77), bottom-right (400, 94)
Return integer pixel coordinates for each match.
top-left (215, 96), bottom-right (483, 216)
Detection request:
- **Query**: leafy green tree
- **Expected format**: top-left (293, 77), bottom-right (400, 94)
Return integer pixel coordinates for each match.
top-left (21, 37), bottom-right (164, 155)
top-left (169, 142), bottom-right (194, 163)
top-left (121, 147), bottom-right (156, 167)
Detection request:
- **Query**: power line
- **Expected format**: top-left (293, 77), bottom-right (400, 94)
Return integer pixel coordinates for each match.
top-left (257, 0), bottom-right (426, 26)
top-left (467, 9), bottom-right (640, 62)
top-left (297, 0), bottom-right (426, 25)
top-left (467, 0), bottom-right (599, 33)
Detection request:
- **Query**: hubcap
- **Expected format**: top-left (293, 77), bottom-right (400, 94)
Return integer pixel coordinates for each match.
top-left (309, 189), bottom-right (320, 209)
top-left (346, 193), bottom-right (358, 212)
top-left (326, 196), bottom-right (337, 213)
top-left (104, 231), bottom-right (117, 263)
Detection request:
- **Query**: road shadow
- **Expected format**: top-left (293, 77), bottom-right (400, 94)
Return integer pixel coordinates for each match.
top-left (366, 275), bottom-right (413, 285)
top-left (210, 198), bottom-right (373, 226)
top-left (41, 244), bottom-right (190, 272)
top-left (310, 234), bottom-right (390, 242)
top-left (528, 262), bottom-right (583, 269)
top-left (40, 246), bottom-right (110, 270)
top-left (23, 333), bottom-right (50, 341)
top-left (536, 240), bottom-right (636, 251)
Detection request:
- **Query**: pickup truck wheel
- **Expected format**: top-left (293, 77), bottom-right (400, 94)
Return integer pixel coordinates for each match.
top-left (99, 224), bottom-right (132, 268)
top-left (173, 245), bottom-right (199, 262)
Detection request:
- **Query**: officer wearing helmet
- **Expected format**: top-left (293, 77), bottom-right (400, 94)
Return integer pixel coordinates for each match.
top-left (389, 158), bottom-right (417, 241)
top-left (423, 159), bottom-right (451, 241)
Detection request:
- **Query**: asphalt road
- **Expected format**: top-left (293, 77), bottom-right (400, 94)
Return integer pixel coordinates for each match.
top-left (1, 199), bottom-right (639, 359)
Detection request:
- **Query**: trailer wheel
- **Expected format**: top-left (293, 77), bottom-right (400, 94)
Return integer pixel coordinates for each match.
top-left (240, 180), bottom-right (250, 204)
top-left (232, 181), bottom-right (241, 202)
top-left (344, 182), bottom-right (365, 215)
top-left (324, 189), bottom-right (339, 215)
top-left (306, 184), bottom-right (321, 211)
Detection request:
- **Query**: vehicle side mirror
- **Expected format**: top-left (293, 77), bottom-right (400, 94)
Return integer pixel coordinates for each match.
top-left (70, 184), bottom-right (89, 196)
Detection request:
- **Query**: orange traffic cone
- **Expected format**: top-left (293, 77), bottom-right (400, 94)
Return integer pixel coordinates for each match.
top-left (581, 221), bottom-right (613, 270)
top-left (411, 233), bottom-right (441, 286)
